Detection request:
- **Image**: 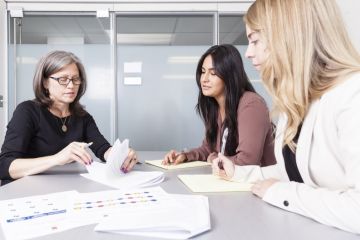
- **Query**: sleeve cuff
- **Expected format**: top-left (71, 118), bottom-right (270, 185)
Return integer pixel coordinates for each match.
top-left (183, 151), bottom-right (199, 162)
top-left (262, 181), bottom-right (301, 214)
top-left (0, 157), bottom-right (17, 181)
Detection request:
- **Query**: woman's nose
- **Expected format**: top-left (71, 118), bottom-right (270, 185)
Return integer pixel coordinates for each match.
top-left (201, 72), bottom-right (209, 82)
top-left (245, 45), bottom-right (253, 59)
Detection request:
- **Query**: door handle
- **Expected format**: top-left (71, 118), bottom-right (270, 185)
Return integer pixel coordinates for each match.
top-left (0, 95), bottom-right (3, 108)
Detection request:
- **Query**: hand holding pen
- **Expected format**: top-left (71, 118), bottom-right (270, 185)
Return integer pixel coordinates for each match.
top-left (218, 128), bottom-right (229, 170)
top-left (212, 153), bottom-right (235, 180)
top-left (54, 141), bottom-right (93, 166)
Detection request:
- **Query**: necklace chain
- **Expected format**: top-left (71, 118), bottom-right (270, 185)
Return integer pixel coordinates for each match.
top-left (59, 116), bottom-right (69, 132)
top-left (48, 108), bottom-right (70, 133)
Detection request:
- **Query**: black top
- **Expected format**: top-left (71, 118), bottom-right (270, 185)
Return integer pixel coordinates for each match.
top-left (282, 125), bottom-right (304, 183)
top-left (0, 100), bottom-right (111, 185)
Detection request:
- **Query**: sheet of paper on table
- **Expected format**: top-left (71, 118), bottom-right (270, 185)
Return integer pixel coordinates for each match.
top-left (81, 139), bottom-right (164, 190)
top-left (145, 159), bottom-right (210, 170)
top-left (178, 174), bottom-right (253, 192)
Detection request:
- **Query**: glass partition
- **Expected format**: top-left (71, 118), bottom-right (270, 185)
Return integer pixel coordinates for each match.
top-left (6, 12), bottom-right (272, 151)
top-left (8, 14), bottom-right (113, 141)
top-left (219, 14), bottom-right (272, 109)
top-left (116, 14), bottom-right (214, 150)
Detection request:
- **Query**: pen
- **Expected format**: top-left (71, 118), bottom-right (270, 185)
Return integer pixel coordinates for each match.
top-left (219, 128), bottom-right (228, 170)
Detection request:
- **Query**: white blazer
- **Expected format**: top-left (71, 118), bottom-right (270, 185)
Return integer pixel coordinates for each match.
top-left (232, 73), bottom-right (360, 234)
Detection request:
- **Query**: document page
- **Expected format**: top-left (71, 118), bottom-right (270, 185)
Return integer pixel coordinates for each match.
top-left (145, 159), bottom-right (210, 170)
top-left (0, 191), bottom-right (79, 240)
top-left (178, 174), bottom-right (253, 192)
top-left (82, 139), bottom-right (164, 190)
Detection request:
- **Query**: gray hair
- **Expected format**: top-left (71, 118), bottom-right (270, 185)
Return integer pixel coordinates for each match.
top-left (33, 50), bottom-right (87, 116)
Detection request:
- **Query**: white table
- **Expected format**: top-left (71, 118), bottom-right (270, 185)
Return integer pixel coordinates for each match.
top-left (0, 151), bottom-right (358, 240)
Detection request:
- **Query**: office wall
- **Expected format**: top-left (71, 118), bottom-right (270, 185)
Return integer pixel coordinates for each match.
top-left (2, 0), bottom-right (360, 151)
top-left (6, 11), bottom-right (257, 151)
top-left (8, 44), bottom-right (113, 142)
top-left (338, 0), bottom-right (360, 52)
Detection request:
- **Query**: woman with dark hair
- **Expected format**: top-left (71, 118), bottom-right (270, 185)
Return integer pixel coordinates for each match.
top-left (163, 44), bottom-right (276, 166)
top-left (0, 50), bottom-right (137, 185)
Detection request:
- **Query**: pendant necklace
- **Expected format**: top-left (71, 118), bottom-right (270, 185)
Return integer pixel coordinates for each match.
top-left (60, 116), bottom-right (69, 132)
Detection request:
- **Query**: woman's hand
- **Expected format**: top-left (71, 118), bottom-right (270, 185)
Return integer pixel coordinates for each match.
top-left (54, 142), bottom-right (92, 166)
top-left (121, 148), bottom-right (138, 173)
top-left (162, 150), bottom-right (187, 165)
top-left (251, 178), bottom-right (279, 198)
top-left (207, 152), bottom-right (218, 163)
top-left (212, 153), bottom-right (235, 180)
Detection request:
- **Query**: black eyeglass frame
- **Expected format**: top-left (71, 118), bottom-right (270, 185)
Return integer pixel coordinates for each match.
top-left (49, 76), bottom-right (82, 86)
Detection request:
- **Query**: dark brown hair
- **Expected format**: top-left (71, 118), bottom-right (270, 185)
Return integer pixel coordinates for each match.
top-left (195, 44), bottom-right (255, 155)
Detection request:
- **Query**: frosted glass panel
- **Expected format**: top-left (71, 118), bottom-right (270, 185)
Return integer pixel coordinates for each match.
top-left (116, 14), bottom-right (214, 151)
top-left (219, 14), bottom-right (272, 109)
top-left (8, 14), bottom-right (113, 142)
top-left (8, 45), bottom-right (112, 142)
top-left (117, 46), bottom-right (207, 151)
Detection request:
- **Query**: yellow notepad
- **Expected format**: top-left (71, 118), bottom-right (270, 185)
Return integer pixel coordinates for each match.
top-left (145, 160), bottom-right (211, 170)
top-left (178, 174), bottom-right (253, 192)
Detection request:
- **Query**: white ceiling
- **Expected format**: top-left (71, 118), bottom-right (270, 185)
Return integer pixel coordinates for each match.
top-left (12, 14), bottom-right (247, 45)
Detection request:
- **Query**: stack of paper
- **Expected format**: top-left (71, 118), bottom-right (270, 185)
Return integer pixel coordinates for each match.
top-left (0, 187), bottom-right (211, 240)
top-left (178, 174), bottom-right (253, 192)
top-left (81, 139), bottom-right (164, 190)
top-left (93, 188), bottom-right (210, 239)
top-left (145, 159), bottom-right (211, 170)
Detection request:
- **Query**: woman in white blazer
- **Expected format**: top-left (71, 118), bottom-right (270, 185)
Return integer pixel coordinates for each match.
top-left (212, 0), bottom-right (360, 234)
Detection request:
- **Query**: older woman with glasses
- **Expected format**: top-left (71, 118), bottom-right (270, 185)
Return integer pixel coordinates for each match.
top-left (0, 50), bottom-right (137, 185)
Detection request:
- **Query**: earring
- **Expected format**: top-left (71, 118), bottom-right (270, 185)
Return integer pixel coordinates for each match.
top-left (45, 88), bottom-right (49, 96)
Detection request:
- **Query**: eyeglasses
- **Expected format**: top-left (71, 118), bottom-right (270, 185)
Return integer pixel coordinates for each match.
top-left (49, 76), bottom-right (82, 86)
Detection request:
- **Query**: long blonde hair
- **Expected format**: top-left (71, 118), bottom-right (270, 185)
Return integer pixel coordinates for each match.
top-left (244, 0), bottom-right (360, 150)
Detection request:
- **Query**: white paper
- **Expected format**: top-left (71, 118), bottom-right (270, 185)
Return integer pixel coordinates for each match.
top-left (124, 77), bottom-right (142, 85)
top-left (0, 191), bottom-right (80, 240)
top-left (124, 62), bottom-right (142, 73)
top-left (82, 139), bottom-right (164, 190)
top-left (68, 187), bottom-right (170, 227)
top-left (105, 138), bottom-right (129, 176)
top-left (95, 194), bottom-right (211, 239)
top-left (82, 162), bottom-right (164, 190)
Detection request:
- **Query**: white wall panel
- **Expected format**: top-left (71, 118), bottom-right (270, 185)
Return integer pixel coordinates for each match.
top-left (337, 0), bottom-right (360, 52)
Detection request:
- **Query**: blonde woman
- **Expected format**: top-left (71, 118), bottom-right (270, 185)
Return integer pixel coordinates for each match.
top-left (212, 0), bottom-right (360, 234)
